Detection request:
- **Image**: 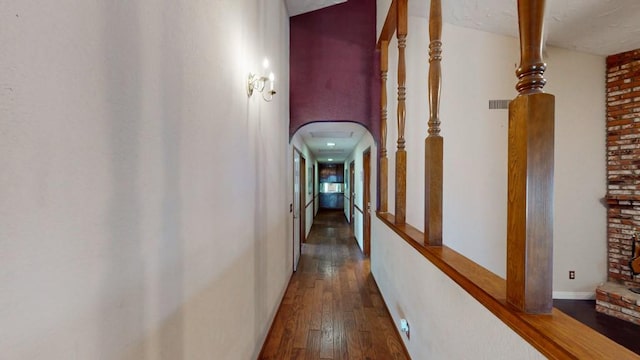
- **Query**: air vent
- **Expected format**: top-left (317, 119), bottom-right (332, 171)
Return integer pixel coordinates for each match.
top-left (489, 99), bottom-right (510, 110)
top-left (318, 149), bottom-right (346, 154)
top-left (310, 131), bottom-right (353, 139)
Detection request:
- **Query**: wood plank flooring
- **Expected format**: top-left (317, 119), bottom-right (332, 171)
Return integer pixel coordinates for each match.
top-left (259, 210), bottom-right (409, 360)
top-left (553, 299), bottom-right (640, 355)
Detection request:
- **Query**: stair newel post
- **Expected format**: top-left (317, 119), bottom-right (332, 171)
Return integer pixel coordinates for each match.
top-left (424, 0), bottom-right (443, 246)
top-left (395, 0), bottom-right (407, 225)
top-left (507, 0), bottom-right (555, 314)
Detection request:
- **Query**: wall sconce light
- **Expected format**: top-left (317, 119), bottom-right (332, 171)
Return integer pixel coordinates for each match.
top-left (247, 58), bottom-right (277, 102)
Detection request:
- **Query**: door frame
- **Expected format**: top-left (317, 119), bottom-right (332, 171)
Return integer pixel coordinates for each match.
top-left (300, 156), bottom-right (306, 244)
top-left (292, 148), bottom-right (304, 272)
top-left (312, 165), bottom-right (316, 217)
top-left (363, 148), bottom-right (371, 256)
top-left (349, 160), bottom-right (355, 233)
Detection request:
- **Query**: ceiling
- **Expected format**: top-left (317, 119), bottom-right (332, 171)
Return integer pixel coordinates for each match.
top-left (285, 0), bottom-right (347, 17)
top-left (430, 0), bottom-right (640, 56)
top-left (298, 122), bottom-right (367, 163)
top-left (286, 0), bottom-right (640, 56)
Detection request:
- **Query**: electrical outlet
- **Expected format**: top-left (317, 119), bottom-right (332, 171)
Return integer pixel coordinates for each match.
top-left (400, 319), bottom-right (410, 340)
top-left (569, 271), bottom-right (575, 280)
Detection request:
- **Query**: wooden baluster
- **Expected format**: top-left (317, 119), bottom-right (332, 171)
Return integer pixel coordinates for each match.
top-left (395, 0), bottom-right (407, 225)
top-left (506, 0), bottom-right (555, 314)
top-left (424, 0), bottom-right (443, 246)
top-left (380, 40), bottom-right (389, 213)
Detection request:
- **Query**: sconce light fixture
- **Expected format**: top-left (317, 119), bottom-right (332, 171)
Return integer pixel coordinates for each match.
top-left (247, 58), bottom-right (277, 102)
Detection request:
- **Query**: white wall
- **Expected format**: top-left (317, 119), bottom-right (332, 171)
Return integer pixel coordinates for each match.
top-left (546, 47), bottom-right (607, 296)
top-left (372, 220), bottom-right (545, 360)
top-left (343, 132), bottom-right (377, 251)
top-left (0, 0), bottom-right (291, 359)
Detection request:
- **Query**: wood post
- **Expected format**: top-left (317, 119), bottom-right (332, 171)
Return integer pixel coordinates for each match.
top-left (506, 0), bottom-right (555, 314)
top-left (395, 0), bottom-right (407, 225)
top-left (380, 41), bottom-right (389, 213)
top-left (425, 0), bottom-right (443, 246)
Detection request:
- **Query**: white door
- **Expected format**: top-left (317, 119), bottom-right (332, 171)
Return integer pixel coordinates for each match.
top-left (293, 151), bottom-right (301, 271)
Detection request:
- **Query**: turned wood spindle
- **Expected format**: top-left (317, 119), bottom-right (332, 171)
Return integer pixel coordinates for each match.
top-left (395, 0), bottom-right (407, 225)
top-left (424, 0), bottom-right (443, 245)
top-left (427, 0), bottom-right (442, 136)
top-left (380, 41), bottom-right (389, 213)
top-left (397, 35), bottom-right (407, 151)
top-left (515, 0), bottom-right (547, 94)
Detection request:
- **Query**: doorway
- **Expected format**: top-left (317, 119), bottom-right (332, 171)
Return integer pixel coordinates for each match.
top-left (293, 149), bottom-right (302, 271)
top-left (300, 156), bottom-right (306, 244)
top-left (349, 160), bottom-right (355, 233)
top-left (311, 166), bottom-right (316, 217)
top-left (363, 148), bottom-right (371, 256)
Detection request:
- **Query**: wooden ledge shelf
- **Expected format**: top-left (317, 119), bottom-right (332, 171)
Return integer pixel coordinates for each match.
top-left (376, 212), bottom-right (639, 360)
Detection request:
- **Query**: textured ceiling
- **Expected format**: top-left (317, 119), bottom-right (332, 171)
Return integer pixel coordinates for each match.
top-left (297, 122), bottom-right (367, 163)
top-left (287, 0), bottom-right (640, 55)
top-left (285, 0), bottom-right (347, 17)
top-left (408, 0), bottom-right (640, 56)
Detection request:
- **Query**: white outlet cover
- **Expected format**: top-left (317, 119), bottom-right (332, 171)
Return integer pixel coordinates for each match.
top-left (400, 319), bottom-right (409, 332)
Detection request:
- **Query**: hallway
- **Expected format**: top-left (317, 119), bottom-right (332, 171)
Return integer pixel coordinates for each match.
top-left (259, 210), bottom-right (409, 359)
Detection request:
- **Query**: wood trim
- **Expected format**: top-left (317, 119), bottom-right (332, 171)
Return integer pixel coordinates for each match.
top-left (300, 156), bottom-right (307, 244)
top-left (376, 212), bottom-right (638, 360)
top-left (376, 0), bottom-right (397, 49)
top-left (363, 148), bottom-right (371, 256)
top-left (305, 199), bottom-right (314, 209)
top-left (354, 204), bottom-right (364, 214)
top-left (292, 147), bottom-right (302, 271)
top-left (349, 160), bottom-right (356, 232)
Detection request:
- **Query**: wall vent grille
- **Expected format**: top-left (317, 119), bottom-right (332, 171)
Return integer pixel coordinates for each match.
top-left (318, 149), bottom-right (345, 154)
top-left (489, 99), bottom-right (510, 110)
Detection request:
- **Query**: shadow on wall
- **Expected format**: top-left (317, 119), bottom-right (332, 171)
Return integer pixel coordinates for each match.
top-left (101, 0), bottom-right (146, 357)
top-left (252, 43), bottom-right (268, 359)
top-left (101, 1), bottom-right (185, 358)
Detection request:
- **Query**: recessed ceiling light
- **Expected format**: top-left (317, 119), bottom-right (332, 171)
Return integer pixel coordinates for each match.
top-left (328, 158), bottom-right (333, 162)
top-left (327, 142), bottom-right (336, 147)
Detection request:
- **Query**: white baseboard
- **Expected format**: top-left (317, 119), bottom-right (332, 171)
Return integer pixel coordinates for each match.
top-left (552, 291), bottom-right (595, 300)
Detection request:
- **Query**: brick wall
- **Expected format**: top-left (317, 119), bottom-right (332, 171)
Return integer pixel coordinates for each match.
top-left (607, 49), bottom-right (640, 288)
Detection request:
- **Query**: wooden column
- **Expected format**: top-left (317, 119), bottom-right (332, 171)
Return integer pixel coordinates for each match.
top-left (380, 41), bottom-right (389, 213)
top-left (395, 0), bottom-right (407, 225)
top-left (506, 0), bottom-right (555, 314)
top-left (424, 0), bottom-right (443, 246)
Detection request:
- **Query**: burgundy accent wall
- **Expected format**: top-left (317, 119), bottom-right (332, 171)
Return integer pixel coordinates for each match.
top-left (290, 0), bottom-right (380, 143)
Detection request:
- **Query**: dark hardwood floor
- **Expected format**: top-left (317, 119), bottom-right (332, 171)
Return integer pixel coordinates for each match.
top-left (259, 210), bottom-right (409, 360)
top-left (554, 299), bottom-right (640, 355)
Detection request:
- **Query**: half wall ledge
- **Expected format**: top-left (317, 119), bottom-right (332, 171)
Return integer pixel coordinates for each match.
top-left (376, 212), bottom-right (638, 360)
